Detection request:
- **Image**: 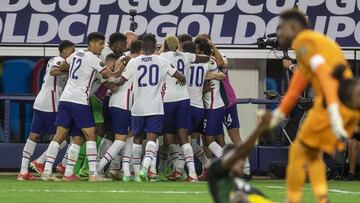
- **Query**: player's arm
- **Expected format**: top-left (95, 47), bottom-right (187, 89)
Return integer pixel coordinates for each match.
top-left (310, 54), bottom-right (348, 140)
top-left (172, 71), bottom-right (186, 86)
top-left (209, 40), bottom-right (225, 68)
top-left (221, 111), bottom-right (271, 170)
top-left (205, 70), bottom-right (225, 80)
top-left (50, 66), bottom-right (67, 76)
top-left (57, 60), bottom-right (70, 73)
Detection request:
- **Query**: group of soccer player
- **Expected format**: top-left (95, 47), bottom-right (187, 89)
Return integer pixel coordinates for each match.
top-left (17, 25), bottom-right (248, 183)
top-left (16, 7), bottom-right (360, 203)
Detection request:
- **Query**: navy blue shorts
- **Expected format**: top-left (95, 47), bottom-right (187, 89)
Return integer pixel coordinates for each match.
top-left (30, 109), bottom-right (57, 135)
top-left (103, 96), bottom-right (112, 132)
top-left (164, 99), bottom-right (191, 134)
top-left (190, 106), bottom-right (204, 134)
top-left (204, 107), bottom-right (225, 136)
top-left (55, 101), bottom-right (95, 129)
top-left (131, 115), bottom-right (164, 136)
top-left (110, 107), bottom-right (131, 135)
top-left (223, 104), bottom-right (240, 129)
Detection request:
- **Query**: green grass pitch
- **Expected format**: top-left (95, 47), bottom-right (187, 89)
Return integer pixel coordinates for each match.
top-left (0, 175), bottom-right (359, 203)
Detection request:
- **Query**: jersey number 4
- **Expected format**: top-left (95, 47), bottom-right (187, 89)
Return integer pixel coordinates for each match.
top-left (138, 64), bottom-right (159, 87)
top-left (69, 57), bottom-right (82, 80)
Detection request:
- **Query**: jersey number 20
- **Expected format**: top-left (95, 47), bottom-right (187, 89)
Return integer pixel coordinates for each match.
top-left (138, 65), bottom-right (159, 87)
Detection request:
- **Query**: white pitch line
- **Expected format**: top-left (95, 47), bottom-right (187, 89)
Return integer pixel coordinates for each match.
top-left (0, 189), bottom-right (207, 194)
top-left (265, 185), bottom-right (360, 195)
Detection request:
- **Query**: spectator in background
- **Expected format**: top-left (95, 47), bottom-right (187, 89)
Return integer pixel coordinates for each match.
top-left (347, 124), bottom-right (360, 181)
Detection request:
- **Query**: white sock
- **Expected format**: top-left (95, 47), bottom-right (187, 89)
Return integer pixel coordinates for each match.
top-left (44, 141), bottom-right (60, 175)
top-left (168, 144), bottom-right (178, 167)
top-left (175, 147), bottom-right (185, 172)
top-left (98, 140), bottom-right (125, 172)
top-left (109, 153), bottom-right (122, 171)
top-left (98, 137), bottom-right (113, 159)
top-left (158, 144), bottom-right (168, 173)
top-left (64, 144), bottom-right (80, 176)
top-left (59, 140), bottom-right (68, 149)
top-left (61, 142), bottom-right (72, 167)
top-left (149, 139), bottom-right (159, 174)
top-left (182, 143), bottom-right (197, 178)
top-left (20, 139), bottom-right (37, 174)
top-left (132, 143), bottom-right (142, 176)
top-left (86, 141), bottom-right (98, 176)
top-left (142, 141), bottom-right (156, 170)
top-left (122, 138), bottom-right (133, 177)
top-left (243, 157), bottom-right (251, 175)
top-left (191, 139), bottom-right (209, 166)
top-left (36, 150), bottom-right (47, 164)
top-left (208, 141), bottom-right (223, 158)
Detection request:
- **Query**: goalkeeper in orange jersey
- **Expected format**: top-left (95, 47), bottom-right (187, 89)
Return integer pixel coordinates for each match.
top-left (270, 9), bottom-right (360, 203)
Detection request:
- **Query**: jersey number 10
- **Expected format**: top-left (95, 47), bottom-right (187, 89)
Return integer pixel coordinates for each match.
top-left (138, 64), bottom-right (159, 87)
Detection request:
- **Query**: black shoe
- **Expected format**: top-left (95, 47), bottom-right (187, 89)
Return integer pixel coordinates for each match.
top-left (346, 173), bottom-right (355, 181)
top-left (241, 174), bottom-right (253, 181)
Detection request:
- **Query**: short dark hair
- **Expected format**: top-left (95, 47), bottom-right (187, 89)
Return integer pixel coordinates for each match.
top-left (58, 40), bottom-right (75, 52)
top-left (137, 33), bottom-right (147, 41)
top-left (109, 32), bottom-right (127, 46)
top-left (130, 40), bottom-right (142, 54)
top-left (87, 32), bottom-right (105, 43)
top-left (142, 33), bottom-right (157, 52)
top-left (178, 34), bottom-right (192, 44)
top-left (181, 41), bottom-right (196, 54)
top-left (280, 9), bottom-right (309, 28)
top-left (194, 37), bottom-right (212, 56)
top-left (105, 53), bottom-right (120, 61)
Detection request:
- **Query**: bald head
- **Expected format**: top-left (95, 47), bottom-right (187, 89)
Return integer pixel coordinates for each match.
top-left (125, 31), bottom-right (138, 49)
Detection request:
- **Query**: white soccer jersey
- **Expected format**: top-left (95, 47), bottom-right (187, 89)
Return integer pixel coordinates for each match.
top-left (100, 46), bottom-right (113, 62)
top-left (204, 60), bottom-right (225, 109)
top-left (121, 54), bottom-right (177, 116)
top-left (109, 56), bottom-right (133, 110)
top-left (33, 56), bottom-right (67, 112)
top-left (160, 51), bottom-right (196, 102)
top-left (89, 73), bottom-right (106, 96)
top-left (60, 49), bottom-right (106, 105)
top-left (187, 61), bottom-right (212, 109)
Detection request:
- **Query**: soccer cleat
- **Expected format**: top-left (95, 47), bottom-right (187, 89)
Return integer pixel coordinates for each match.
top-left (17, 173), bottom-right (37, 181)
top-left (139, 168), bottom-right (148, 182)
top-left (41, 173), bottom-right (61, 181)
top-left (148, 171), bottom-right (160, 182)
top-left (166, 170), bottom-right (182, 181)
top-left (56, 164), bottom-right (66, 175)
top-left (134, 175), bottom-right (142, 182)
top-left (89, 175), bottom-right (112, 182)
top-left (122, 176), bottom-right (133, 182)
top-left (30, 160), bottom-right (44, 174)
top-left (79, 168), bottom-right (89, 178)
top-left (198, 168), bottom-right (208, 181)
top-left (62, 175), bottom-right (79, 181)
top-left (186, 175), bottom-right (198, 183)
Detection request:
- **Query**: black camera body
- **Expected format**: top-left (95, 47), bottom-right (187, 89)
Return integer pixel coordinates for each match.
top-left (129, 9), bottom-right (138, 32)
top-left (257, 34), bottom-right (279, 49)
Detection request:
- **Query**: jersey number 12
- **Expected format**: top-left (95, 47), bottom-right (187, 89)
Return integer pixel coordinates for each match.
top-left (70, 57), bottom-right (82, 80)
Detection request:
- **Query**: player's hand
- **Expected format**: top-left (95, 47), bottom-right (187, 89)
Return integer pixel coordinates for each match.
top-left (257, 110), bottom-right (272, 132)
top-left (203, 81), bottom-right (214, 93)
top-left (269, 108), bottom-right (285, 129)
top-left (329, 103), bottom-right (348, 142)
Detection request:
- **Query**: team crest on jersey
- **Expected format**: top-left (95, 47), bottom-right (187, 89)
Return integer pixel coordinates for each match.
top-left (100, 61), bottom-right (105, 67)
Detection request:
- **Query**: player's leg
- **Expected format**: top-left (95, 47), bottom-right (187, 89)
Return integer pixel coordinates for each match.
top-left (122, 135), bottom-right (133, 182)
top-left (177, 99), bottom-right (197, 181)
top-left (149, 138), bottom-right (160, 181)
top-left (63, 135), bottom-right (84, 181)
top-left (157, 136), bottom-right (169, 175)
top-left (286, 140), bottom-right (307, 203)
top-left (18, 132), bottom-right (40, 180)
top-left (307, 149), bottom-right (329, 203)
top-left (347, 138), bottom-right (360, 180)
top-left (131, 116), bottom-right (145, 182)
top-left (204, 108), bottom-right (225, 158)
top-left (139, 115), bottom-right (163, 181)
top-left (55, 140), bottom-right (72, 175)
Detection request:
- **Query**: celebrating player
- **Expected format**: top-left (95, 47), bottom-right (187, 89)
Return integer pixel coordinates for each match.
top-left (17, 40), bottom-right (75, 180)
top-left (115, 34), bottom-right (186, 182)
top-left (271, 9), bottom-right (360, 203)
top-left (41, 32), bottom-right (117, 182)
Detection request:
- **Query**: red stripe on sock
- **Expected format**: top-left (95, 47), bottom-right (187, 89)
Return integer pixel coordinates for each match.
top-left (145, 150), bottom-right (156, 155)
top-left (46, 156), bottom-right (56, 160)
